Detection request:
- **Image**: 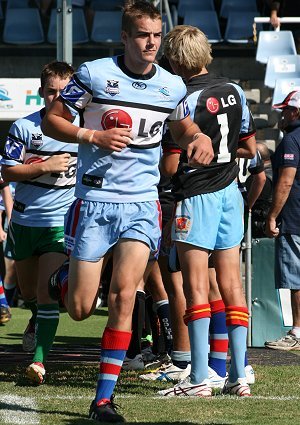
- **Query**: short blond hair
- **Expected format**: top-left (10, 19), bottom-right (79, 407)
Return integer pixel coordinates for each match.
top-left (163, 25), bottom-right (212, 73)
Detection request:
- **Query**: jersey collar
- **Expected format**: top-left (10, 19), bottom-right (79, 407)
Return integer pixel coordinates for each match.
top-left (117, 55), bottom-right (156, 80)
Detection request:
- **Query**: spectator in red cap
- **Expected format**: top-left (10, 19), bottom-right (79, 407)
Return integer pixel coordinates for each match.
top-left (265, 90), bottom-right (300, 350)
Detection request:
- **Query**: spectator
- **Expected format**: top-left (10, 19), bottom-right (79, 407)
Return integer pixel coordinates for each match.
top-left (265, 90), bottom-right (300, 350)
top-left (245, 142), bottom-right (274, 238)
top-left (1, 61), bottom-right (77, 384)
top-left (268, 1), bottom-right (300, 52)
top-left (42, 2), bottom-right (213, 422)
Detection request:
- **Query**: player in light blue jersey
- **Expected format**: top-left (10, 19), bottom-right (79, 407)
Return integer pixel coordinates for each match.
top-left (42, 2), bottom-right (213, 422)
top-left (1, 61), bottom-right (77, 386)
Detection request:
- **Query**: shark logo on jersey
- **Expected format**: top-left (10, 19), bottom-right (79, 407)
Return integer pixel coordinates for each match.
top-left (62, 79), bottom-right (85, 103)
top-left (101, 109), bottom-right (132, 130)
top-left (31, 133), bottom-right (43, 147)
top-left (5, 138), bottom-right (24, 161)
top-left (105, 80), bottom-right (120, 96)
top-left (158, 87), bottom-right (170, 97)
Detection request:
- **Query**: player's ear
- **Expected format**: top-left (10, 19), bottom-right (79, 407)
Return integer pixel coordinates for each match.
top-left (121, 30), bottom-right (128, 45)
top-left (38, 87), bottom-right (44, 99)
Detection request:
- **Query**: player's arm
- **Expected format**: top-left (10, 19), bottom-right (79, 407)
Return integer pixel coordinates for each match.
top-left (1, 185), bottom-right (13, 222)
top-left (41, 98), bottom-right (132, 152)
top-left (236, 135), bottom-right (256, 159)
top-left (168, 116), bottom-right (213, 166)
top-left (247, 171), bottom-right (266, 210)
top-left (0, 210), bottom-right (6, 242)
top-left (160, 151), bottom-right (181, 177)
top-left (265, 166), bottom-right (296, 237)
top-left (1, 155), bottom-right (71, 182)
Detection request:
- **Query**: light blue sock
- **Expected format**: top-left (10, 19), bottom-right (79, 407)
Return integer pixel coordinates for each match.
top-left (228, 325), bottom-right (247, 382)
top-left (188, 318), bottom-right (210, 384)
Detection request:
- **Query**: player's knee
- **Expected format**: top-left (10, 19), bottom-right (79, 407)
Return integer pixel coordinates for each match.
top-left (68, 304), bottom-right (91, 321)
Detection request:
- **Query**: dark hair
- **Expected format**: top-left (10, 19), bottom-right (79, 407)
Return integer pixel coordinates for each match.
top-left (122, 0), bottom-right (161, 34)
top-left (40, 61), bottom-right (74, 88)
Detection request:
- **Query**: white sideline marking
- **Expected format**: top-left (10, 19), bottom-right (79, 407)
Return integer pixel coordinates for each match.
top-left (31, 394), bottom-right (300, 401)
top-left (0, 395), bottom-right (39, 424)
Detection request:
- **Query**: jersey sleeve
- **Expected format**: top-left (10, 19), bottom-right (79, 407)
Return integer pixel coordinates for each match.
top-left (1, 121), bottom-right (26, 166)
top-left (233, 84), bottom-right (256, 141)
top-left (279, 134), bottom-right (299, 169)
top-left (167, 97), bottom-right (190, 121)
top-left (248, 150), bottom-right (264, 174)
top-left (162, 125), bottom-right (183, 154)
top-left (59, 63), bottom-right (93, 117)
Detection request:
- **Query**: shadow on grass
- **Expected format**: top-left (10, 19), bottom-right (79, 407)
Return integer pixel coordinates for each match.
top-left (0, 334), bottom-right (101, 345)
top-left (62, 420), bottom-right (213, 425)
top-left (0, 401), bottom-right (86, 420)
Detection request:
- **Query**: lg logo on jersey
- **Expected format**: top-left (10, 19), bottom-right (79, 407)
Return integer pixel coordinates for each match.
top-left (101, 109), bottom-right (132, 129)
top-left (101, 109), bottom-right (162, 138)
top-left (206, 95), bottom-right (237, 114)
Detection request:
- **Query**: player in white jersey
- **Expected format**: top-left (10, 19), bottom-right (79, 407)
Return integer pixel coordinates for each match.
top-left (1, 61), bottom-right (77, 385)
top-left (42, 2), bottom-right (213, 422)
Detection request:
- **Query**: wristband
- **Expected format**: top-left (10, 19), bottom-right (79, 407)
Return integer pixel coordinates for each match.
top-left (88, 130), bottom-right (96, 143)
top-left (193, 132), bottom-right (211, 142)
top-left (76, 128), bottom-right (89, 142)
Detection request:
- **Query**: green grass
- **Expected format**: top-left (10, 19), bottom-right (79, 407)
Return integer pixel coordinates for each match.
top-left (1, 308), bottom-right (300, 425)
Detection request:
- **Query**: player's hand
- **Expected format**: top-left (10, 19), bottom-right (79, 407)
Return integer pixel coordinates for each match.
top-left (265, 216), bottom-right (279, 238)
top-left (43, 153), bottom-right (71, 173)
top-left (187, 133), bottom-right (214, 166)
top-left (0, 230), bottom-right (7, 242)
top-left (92, 128), bottom-right (133, 152)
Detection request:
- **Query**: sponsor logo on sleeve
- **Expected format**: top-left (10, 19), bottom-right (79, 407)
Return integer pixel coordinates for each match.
top-left (284, 153), bottom-right (295, 160)
top-left (5, 138), bottom-right (24, 160)
top-left (62, 79), bottom-right (85, 103)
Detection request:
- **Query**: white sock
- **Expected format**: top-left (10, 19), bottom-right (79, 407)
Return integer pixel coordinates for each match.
top-left (291, 327), bottom-right (300, 338)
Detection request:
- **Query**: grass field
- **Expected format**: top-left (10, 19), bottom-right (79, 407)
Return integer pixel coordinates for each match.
top-left (1, 307), bottom-right (300, 425)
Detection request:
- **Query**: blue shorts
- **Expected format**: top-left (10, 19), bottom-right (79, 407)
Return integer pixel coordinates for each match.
top-left (172, 181), bottom-right (244, 250)
top-left (64, 199), bottom-right (162, 261)
top-left (275, 234), bottom-right (300, 290)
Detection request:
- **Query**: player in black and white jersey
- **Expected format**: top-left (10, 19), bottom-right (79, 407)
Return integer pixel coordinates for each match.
top-left (158, 25), bottom-right (256, 398)
top-left (42, 2), bottom-right (214, 422)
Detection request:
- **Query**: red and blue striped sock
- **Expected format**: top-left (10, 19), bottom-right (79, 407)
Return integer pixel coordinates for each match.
top-left (209, 299), bottom-right (228, 378)
top-left (0, 281), bottom-right (8, 307)
top-left (95, 327), bottom-right (132, 405)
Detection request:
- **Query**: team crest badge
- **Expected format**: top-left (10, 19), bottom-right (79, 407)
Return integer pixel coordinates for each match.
top-left (105, 80), bottom-right (120, 96)
top-left (31, 133), bottom-right (43, 147)
top-left (175, 215), bottom-right (191, 234)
